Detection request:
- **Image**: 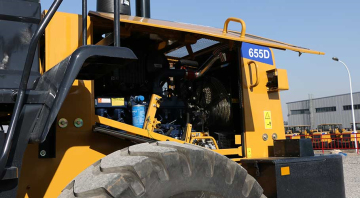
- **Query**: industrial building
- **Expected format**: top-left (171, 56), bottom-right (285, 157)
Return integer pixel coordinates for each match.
top-left (287, 92), bottom-right (360, 129)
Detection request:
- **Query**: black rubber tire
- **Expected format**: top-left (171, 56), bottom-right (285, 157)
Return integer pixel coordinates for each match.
top-left (59, 142), bottom-right (265, 198)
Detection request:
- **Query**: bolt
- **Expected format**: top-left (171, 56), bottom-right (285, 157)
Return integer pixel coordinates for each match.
top-left (262, 134), bottom-right (269, 141)
top-left (74, 118), bottom-right (83, 128)
top-left (272, 133), bottom-right (278, 140)
top-left (153, 104), bottom-right (156, 107)
top-left (11, 91), bottom-right (18, 102)
top-left (40, 150), bottom-right (46, 157)
top-left (58, 118), bottom-right (68, 128)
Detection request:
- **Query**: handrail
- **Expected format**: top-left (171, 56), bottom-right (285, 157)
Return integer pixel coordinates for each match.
top-left (83, 0), bottom-right (120, 47)
top-left (0, 0), bottom-right (63, 175)
top-left (82, 0), bottom-right (87, 46)
top-left (248, 61), bottom-right (259, 88)
top-left (222, 17), bottom-right (246, 38)
top-left (114, 0), bottom-right (120, 47)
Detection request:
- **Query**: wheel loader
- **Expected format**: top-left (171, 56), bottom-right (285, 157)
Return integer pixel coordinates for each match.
top-left (0, 0), bottom-right (345, 198)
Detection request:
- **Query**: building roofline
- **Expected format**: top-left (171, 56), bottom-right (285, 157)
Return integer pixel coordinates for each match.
top-left (286, 92), bottom-right (360, 104)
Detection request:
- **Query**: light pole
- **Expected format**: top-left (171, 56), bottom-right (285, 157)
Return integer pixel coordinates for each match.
top-left (332, 57), bottom-right (357, 153)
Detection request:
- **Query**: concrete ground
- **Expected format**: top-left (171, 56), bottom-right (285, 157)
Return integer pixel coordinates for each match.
top-left (342, 153), bottom-right (360, 198)
top-left (315, 150), bottom-right (360, 198)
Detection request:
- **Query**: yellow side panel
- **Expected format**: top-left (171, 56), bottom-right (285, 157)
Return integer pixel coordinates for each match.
top-left (241, 49), bottom-right (285, 158)
top-left (276, 69), bottom-right (289, 90)
top-left (45, 11), bottom-right (92, 70)
top-left (17, 12), bottom-right (131, 198)
top-left (18, 132), bottom-right (131, 197)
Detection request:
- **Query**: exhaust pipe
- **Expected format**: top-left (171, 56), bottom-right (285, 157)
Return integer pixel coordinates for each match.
top-left (96, 0), bottom-right (150, 18)
top-left (96, 0), bottom-right (131, 15)
top-left (136, 0), bottom-right (151, 18)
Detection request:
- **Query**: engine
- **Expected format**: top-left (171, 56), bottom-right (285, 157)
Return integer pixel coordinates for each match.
top-left (94, 43), bottom-right (236, 142)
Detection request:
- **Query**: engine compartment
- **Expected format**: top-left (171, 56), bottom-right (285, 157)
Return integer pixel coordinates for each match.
top-left (93, 32), bottom-right (243, 148)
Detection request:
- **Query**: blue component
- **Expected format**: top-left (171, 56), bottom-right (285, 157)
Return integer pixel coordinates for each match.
top-left (132, 105), bottom-right (146, 128)
top-left (170, 129), bottom-right (183, 139)
top-left (241, 42), bottom-right (273, 65)
top-left (95, 108), bottom-right (112, 129)
top-left (160, 124), bottom-right (183, 138)
top-left (96, 108), bottom-right (110, 119)
top-left (134, 95), bottom-right (145, 103)
top-left (113, 109), bottom-right (125, 123)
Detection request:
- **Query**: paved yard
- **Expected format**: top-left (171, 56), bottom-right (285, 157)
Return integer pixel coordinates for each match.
top-left (342, 153), bottom-right (360, 198)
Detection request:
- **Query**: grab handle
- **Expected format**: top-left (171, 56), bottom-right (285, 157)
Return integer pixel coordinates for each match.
top-left (248, 61), bottom-right (259, 88)
top-left (222, 17), bottom-right (247, 38)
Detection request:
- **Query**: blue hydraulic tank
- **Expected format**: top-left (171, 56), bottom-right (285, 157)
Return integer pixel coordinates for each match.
top-left (132, 104), bottom-right (146, 128)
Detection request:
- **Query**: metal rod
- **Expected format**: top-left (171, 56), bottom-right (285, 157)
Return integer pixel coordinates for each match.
top-left (237, 46), bottom-right (246, 158)
top-left (0, 0), bottom-right (63, 175)
top-left (196, 55), bottom-right (220, 78)
top-left (114, 0), bottom-right (120, 47)
top-left (82, 0), bottom-right (87, 46)
top-left (339, 60), bottom-right (358, 153)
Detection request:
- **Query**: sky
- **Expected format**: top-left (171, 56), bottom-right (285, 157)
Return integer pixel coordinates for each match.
top-left (41, 0), bottom-right (360, 121)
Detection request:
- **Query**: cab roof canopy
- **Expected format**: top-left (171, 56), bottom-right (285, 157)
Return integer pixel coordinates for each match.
top-left (89, 11), bottom-right (325, 59)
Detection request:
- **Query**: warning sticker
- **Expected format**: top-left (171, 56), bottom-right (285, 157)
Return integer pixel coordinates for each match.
top-left (264, 111), bottom-right (272, 129)
top-left (112, 98), bottom-right (125, 106)
top-left (247, 148), bottom-right (252, 158)
top-left (98, 98), bottom-right (111, 103)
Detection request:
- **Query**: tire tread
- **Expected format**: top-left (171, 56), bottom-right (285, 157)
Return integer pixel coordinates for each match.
top-left (59, 142), bottom-right (265, 198)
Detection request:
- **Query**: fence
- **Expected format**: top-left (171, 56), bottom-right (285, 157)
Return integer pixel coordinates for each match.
top-left (285, 133), bottom-right (360, 153)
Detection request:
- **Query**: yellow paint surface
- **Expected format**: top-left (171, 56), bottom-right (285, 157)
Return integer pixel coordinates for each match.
top-left (45, 11), bottom-right (92, 70)
top-left (281, 166), bottom-right (290, 176)
top-left (235, 135), bottom-right (242, 145)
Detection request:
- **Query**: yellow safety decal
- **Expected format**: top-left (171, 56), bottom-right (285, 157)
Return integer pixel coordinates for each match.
top-left (112, 98), bottom-right (125, 106)
top-left (281, 166), bottom-right (290, 176)
top-left (264, 111), bottom-right (272, 129)
top-left (247, 148), bottom-right (252, 158)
